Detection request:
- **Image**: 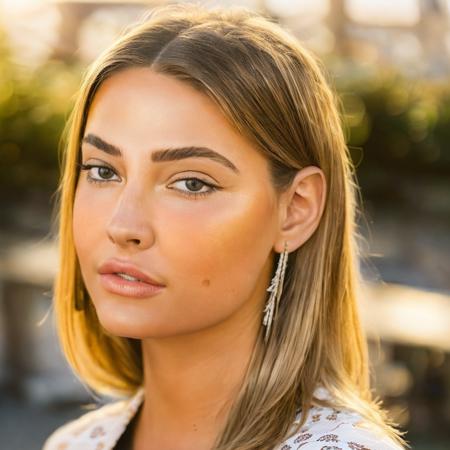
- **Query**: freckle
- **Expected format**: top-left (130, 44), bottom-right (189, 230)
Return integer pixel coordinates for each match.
top-left (202, 278), bottom-right (210, 287)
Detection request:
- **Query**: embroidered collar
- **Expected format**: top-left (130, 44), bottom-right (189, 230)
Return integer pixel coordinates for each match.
top-left (49, 387), bottom-right (146, 450)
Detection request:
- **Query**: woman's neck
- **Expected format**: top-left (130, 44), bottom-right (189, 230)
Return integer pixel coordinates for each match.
top-left (132, 312), bottom-right (260, 450)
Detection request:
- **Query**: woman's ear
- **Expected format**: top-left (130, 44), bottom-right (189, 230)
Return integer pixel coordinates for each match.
top-left (274, 166), bottom-right (327, 253)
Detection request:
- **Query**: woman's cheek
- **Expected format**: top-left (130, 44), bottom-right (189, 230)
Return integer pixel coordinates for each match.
top-left (73, 185), bottom-right (109, 260)
top-left (160, 190), bottom-right (274, 289)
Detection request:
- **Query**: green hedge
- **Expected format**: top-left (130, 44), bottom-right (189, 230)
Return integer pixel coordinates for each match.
top-left (338, 71), bottom-right (450, 174)
top-left (0, 29), bottom-right (81, 196)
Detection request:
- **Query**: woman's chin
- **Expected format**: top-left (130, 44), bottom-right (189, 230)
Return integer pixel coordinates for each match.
top-left (97, 318), bottom-right (147, 339)
top-left (92, 305), bottom-right (155, 338)
top-left (94, 307), bottom-right (183, 339)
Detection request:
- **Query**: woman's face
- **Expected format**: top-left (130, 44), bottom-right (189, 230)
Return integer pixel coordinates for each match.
top-left (73, 67), bottom-right (281, 339)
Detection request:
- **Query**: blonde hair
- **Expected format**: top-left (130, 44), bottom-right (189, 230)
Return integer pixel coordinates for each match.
top-left (52, 3), bottom-right (408, 449)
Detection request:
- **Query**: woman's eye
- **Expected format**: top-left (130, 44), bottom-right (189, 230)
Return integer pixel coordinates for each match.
top-left (78, 163), bottom-right (120, 184)
top-left (169, 177), bottom-right (219, 198)
top-left (78, 163), bottom-right (218, 199)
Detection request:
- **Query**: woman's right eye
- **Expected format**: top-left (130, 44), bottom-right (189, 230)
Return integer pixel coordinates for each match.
top-left (78, 163), bottom-right (121, 184)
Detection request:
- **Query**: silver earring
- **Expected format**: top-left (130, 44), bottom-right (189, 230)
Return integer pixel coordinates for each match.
top-left (262, 241), bottom-right (289, 343)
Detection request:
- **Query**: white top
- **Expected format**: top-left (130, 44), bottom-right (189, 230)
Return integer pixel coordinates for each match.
top-left (42, 386), bottom-right (404, 450)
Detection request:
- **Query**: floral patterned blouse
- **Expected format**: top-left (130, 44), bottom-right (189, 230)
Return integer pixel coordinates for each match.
top-left (42, 386), bottom-right (405, 450)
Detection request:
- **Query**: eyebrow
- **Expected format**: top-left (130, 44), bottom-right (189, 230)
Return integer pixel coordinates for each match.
top-left (81, 133), bottom-right (240, 174)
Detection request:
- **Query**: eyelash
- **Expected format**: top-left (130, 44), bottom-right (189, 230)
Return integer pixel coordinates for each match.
top-left (77, 163), bottom-right (219, 199)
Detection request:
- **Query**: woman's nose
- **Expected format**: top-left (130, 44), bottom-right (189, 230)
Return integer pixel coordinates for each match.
top-left (106, 191), bottom-right (155, 250)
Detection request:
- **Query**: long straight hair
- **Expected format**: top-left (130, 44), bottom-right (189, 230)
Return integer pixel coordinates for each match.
top-left (52, 3), bottom-right (408, 449)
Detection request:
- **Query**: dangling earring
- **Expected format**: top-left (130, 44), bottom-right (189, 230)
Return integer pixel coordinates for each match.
top-left (262, 241), bottom-right (289, 343)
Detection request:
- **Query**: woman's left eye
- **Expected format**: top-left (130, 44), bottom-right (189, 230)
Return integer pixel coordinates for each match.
top-left (78, 163), bottom-right (120, 184)
top-left (169, 177), bottom-right (219, 198)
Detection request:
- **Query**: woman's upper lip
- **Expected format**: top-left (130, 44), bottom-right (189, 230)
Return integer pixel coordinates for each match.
top-left (98, 258), bottom-right (165, 286)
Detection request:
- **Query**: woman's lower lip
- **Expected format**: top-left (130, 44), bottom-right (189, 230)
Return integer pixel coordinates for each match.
top-left (99, 273), bottom-right (165, 298)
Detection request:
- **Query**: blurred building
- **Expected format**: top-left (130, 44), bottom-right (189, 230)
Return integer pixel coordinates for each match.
top-left (2, 0), bottom-right (449, 77)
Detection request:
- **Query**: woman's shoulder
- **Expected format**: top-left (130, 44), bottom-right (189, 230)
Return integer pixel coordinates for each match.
top-left (279, 399), bottom-right (404, 450)
top-left (42, 388), bottom-right (144, 450)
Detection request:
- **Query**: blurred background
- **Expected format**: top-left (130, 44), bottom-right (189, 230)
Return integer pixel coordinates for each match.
top-left (0, 0), bottom-right (449, 449)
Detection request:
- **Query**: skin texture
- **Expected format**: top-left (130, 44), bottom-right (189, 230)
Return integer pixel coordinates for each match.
top-left (73, 67), bottom-right (326, 450)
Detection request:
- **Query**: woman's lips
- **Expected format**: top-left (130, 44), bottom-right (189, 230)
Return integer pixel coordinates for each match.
top-left (99, 273), bottom-right (165, 298)
top-left (98, 258), bottom-right (165, 286)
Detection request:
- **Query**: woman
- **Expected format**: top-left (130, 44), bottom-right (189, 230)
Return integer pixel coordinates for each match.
top-left (43, 3), bottom-right (409, 450)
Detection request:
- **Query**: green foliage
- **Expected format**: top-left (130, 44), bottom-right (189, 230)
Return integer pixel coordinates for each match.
top-left (0, 29), bottom-right (81, 196)
top-left (338, 70), bottom-right (450, 175)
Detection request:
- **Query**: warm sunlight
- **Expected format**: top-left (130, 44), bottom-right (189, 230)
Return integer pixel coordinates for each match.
top-left (346, 0), bottom-right (420, 26)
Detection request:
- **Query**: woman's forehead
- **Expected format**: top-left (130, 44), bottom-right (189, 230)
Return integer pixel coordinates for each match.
top-left (88, 67), bottom-right (222, 125)
top-left (84, 67), bottom-right (270, 171)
